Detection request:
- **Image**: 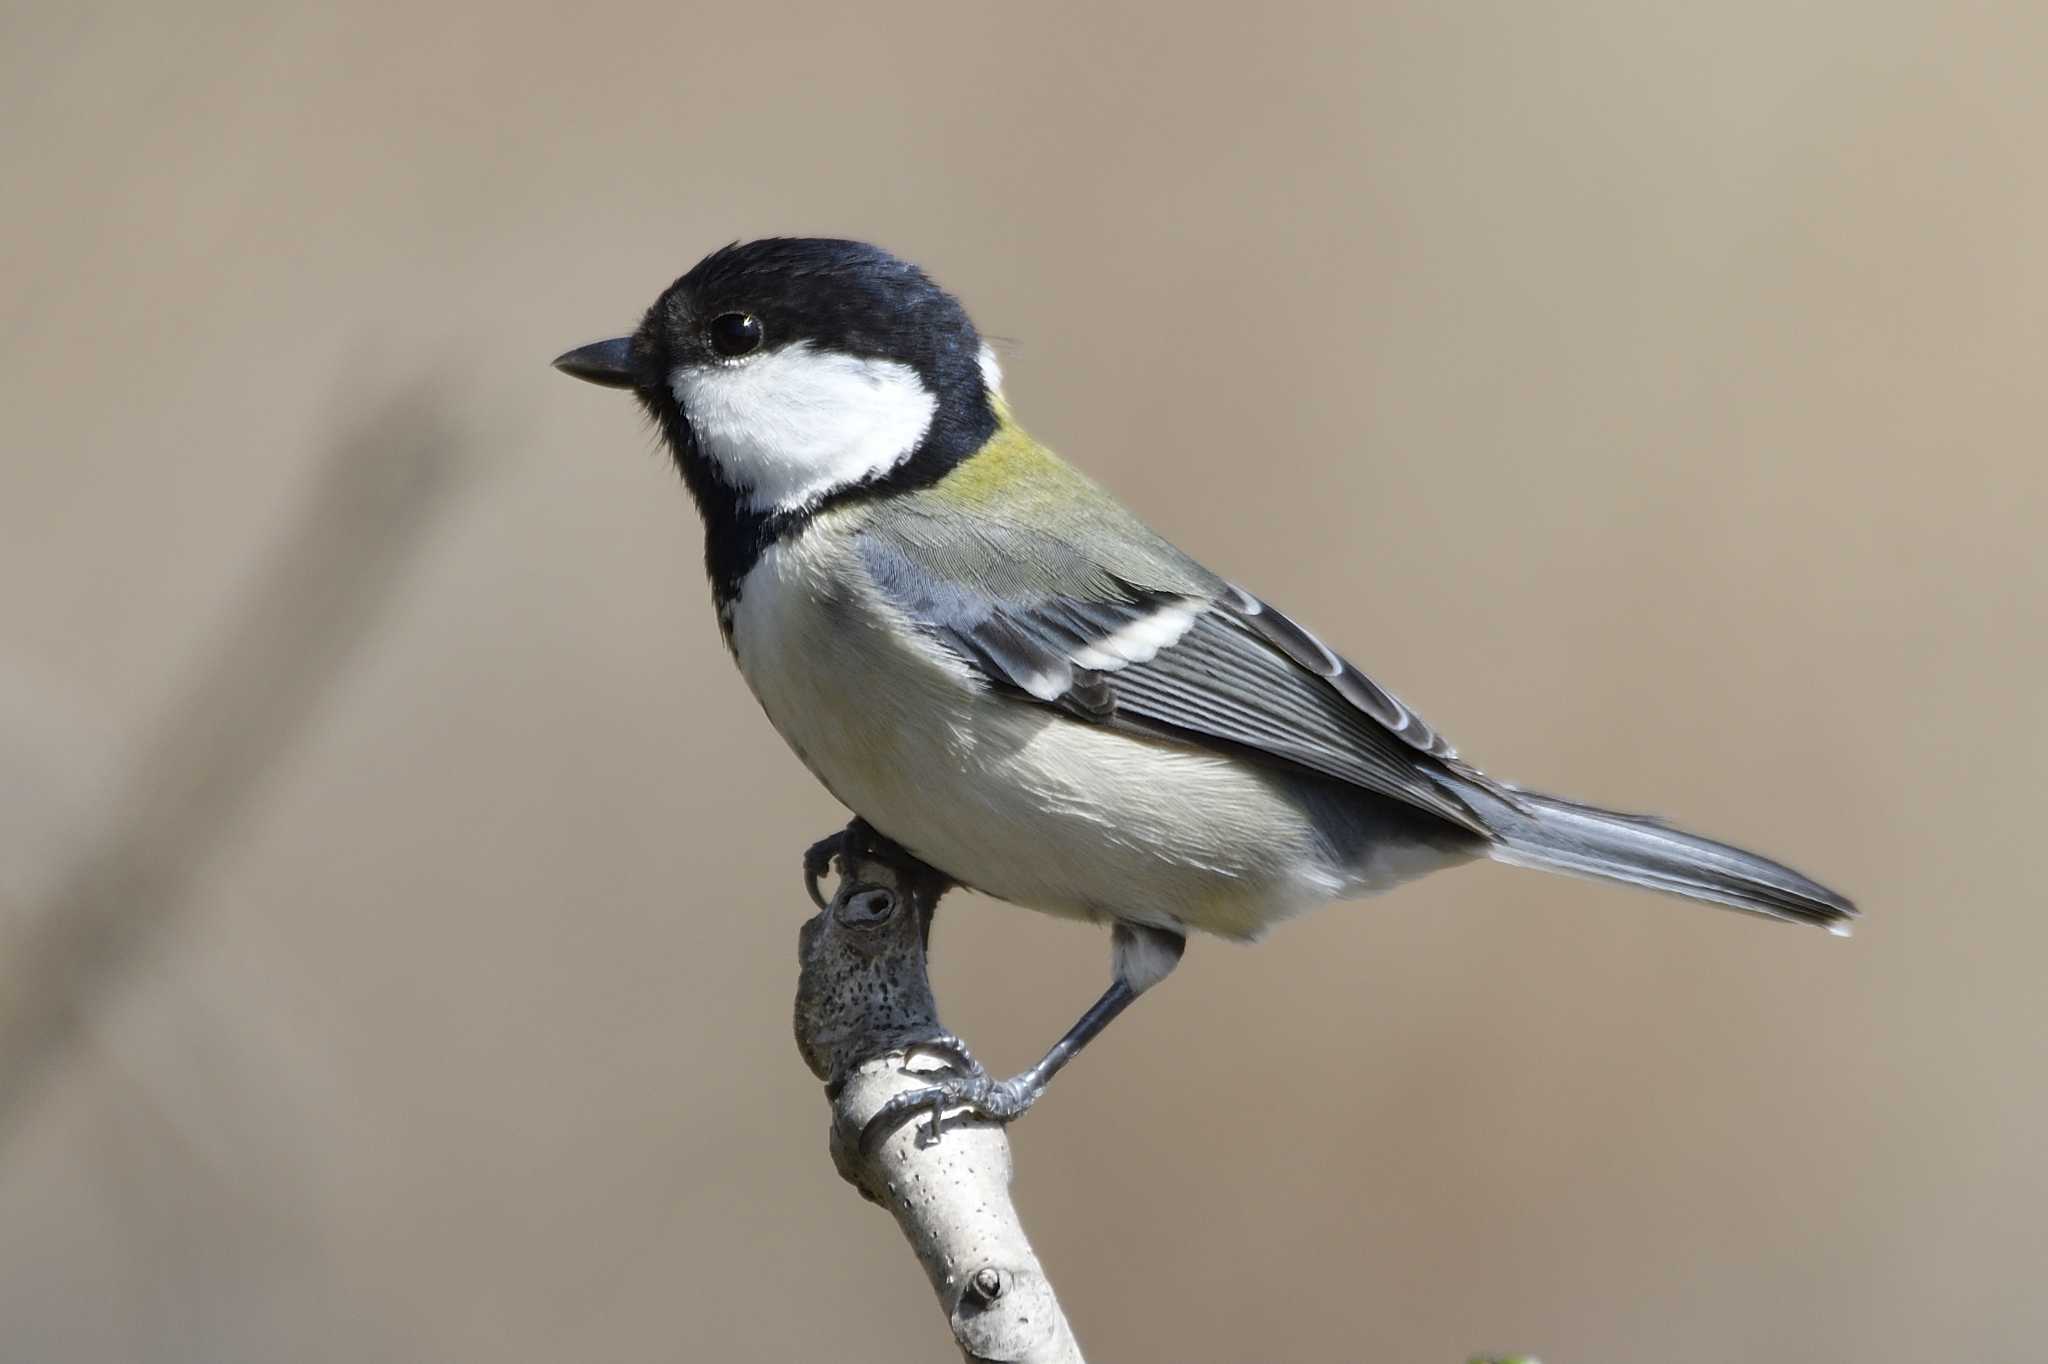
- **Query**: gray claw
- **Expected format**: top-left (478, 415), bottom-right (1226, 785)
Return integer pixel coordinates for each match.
top-left (899, 1033), bottom-right (982, 1082)
top-left (859, 1062), bottom-right (1045, 1156)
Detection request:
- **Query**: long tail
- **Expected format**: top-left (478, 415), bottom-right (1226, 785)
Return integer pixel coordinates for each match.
top-left (1435, 775), bottom-right (1857, 932)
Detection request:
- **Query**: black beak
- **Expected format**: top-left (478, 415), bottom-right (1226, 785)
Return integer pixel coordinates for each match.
top-left (552, 336), bottom-right (648, 389)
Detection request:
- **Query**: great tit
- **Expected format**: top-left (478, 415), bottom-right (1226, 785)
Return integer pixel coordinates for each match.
top-left (555, 238), bottom-right (1855, 1142)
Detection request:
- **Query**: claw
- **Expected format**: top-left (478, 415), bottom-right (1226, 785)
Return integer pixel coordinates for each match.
top-left (858, 1060), bottom-right (1046, 1157)
top-left (899, 1033), bottom-right (982, 1081)
top-left (802, 819), bottom-right (895, 910)
top-left (803, 818), bottom-right (956, 922)
top-left (802, 830), bottom-right (845, 910)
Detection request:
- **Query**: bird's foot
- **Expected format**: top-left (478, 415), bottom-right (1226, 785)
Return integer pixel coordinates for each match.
top-left (859, 1034), bottom-right (1045, 1155)
top-left (803, 818), bottom-right (884, 908)
top-left (803, 817), bottom-right (940, 909)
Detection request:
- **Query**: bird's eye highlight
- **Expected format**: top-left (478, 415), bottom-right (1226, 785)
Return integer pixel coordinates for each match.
top-left (708, 312), bottom-right (763, 358)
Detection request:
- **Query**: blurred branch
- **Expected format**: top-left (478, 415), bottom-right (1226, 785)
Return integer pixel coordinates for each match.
top-left (795, 831), bottom-right (1085, 1364)
top-left (0, 383), bottom-right (478, 1145)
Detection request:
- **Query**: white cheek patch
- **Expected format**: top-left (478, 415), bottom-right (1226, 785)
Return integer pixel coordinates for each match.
top-left (673, 342), bottom-right (938, 513)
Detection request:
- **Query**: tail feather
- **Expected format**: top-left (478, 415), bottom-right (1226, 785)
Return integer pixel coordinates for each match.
top-left (1439, 775), bottom-right (1858, 932)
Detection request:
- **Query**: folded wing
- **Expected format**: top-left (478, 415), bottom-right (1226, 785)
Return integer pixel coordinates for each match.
top-left (856, 529), bottom-right (1489, 832)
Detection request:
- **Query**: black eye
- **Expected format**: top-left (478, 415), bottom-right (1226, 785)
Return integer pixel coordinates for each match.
top-left (708, 312), bottom-right (763, 358)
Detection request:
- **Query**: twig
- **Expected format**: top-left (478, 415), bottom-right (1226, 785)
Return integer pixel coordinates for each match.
top-left (794, 831), bottom-right (1085, 1364)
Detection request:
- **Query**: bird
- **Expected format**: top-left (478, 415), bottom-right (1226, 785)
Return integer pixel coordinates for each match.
top-left (554, 237), bottom-right (1855, 1148)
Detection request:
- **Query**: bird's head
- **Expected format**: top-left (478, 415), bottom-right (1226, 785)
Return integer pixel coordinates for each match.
top-left (555, 238), bottom-right (1001, 522)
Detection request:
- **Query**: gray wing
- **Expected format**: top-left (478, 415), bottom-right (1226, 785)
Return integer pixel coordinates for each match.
top-left (856, 527), bottom-right (1490, 833)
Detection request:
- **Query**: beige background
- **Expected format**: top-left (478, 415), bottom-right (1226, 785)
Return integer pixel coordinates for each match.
top-left (3, 2), bottom-right (2043, 1360)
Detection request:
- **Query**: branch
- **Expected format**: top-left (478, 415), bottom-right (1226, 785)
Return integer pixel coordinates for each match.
top-left (794, 833), bottom-right (1085, 1364)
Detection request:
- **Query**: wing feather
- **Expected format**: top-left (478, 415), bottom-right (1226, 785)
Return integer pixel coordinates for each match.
top-left (855, 526), bottom-right (1488, 831)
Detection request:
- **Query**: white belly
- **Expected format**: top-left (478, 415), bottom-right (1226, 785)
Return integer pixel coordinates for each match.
top-left (726, 524), bottom-right (1375, 942)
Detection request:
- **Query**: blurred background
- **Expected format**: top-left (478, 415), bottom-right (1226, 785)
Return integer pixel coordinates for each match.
top-left (3, 2), bottom-right (2043, 1360)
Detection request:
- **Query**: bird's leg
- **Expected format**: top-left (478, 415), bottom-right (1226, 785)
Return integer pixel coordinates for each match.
top-left (860, 921), bottom-right (1185, 1154)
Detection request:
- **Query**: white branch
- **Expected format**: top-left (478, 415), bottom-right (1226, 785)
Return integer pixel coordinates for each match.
top-left (794, 840), bottom-right (1085, 1364)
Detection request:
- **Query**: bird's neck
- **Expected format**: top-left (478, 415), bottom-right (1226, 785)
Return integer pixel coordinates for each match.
top-left (668, 388), bottom-right (1006, 630)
